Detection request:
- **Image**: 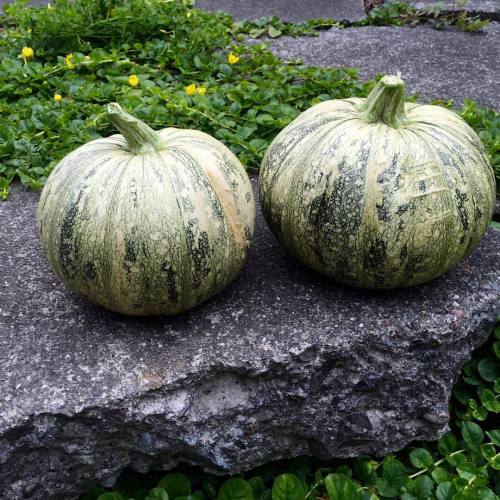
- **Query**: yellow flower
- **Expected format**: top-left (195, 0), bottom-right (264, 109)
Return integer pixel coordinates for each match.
top-left (128, 74), bottom-right (140, 88)
top-left (185, 83), bottom-right (197, 96)
top-left (227, 52), bottom-right (239, 65)
top-left (64, 53), bottom-right (74, 69)
top-left (54, 94), bottom-right (62, 102)
top-left (21, 47), bottom-right (34, 60)
top-left (187, 11), bottom-right (192, 17)
top-left (197, 86), bottom-right (207, 96)
top-left (27, 28), bottom-right (32, 33)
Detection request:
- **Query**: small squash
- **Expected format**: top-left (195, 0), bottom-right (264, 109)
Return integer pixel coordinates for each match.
top-left (259, 75), bottom-right (496, 289)
top-left (38, 104), bottom-right (255, 315)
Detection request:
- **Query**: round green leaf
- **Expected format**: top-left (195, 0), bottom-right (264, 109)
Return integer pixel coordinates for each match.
top-left (382, 457), bottom-right (407, 488)
top-left (454, 486), bottom-right (497, 500)
top-left (354, 457), bottom-right (373, 482)
top-left (493, 341), bottom-right (500, 360)
top-left (437, 433), bottom-right (457, 455)
top-left (477, 358), bottom-right (500, 382)
top-left (471, 405), bottom-right (488, 421)
top-left (267, 25), bottom-right (282, 38)
top-left (324, 473), bottom-right (361, 500)
top-left (413, 475), bottom-right (433, 499)
top-left (490, 453), bottom-right (500, 470)
top-left (480, 443), bottom-right (496, 461)
top-left (409, 449), bottom-right (434, 469)
top-left (436, 481), bottom-right (455, 500)
top-left (446, 452), bottom-right (467, 467)
top-left (461, 421), bottom-right (484, 452)
top-left (400, 493), bottom-right (416, 500)
top-left (456, 462), bottom-right (479, 480)
top-left (452, 477), bottom-right (468, 491)
top-left (431, 467), bottom-right (449, 484)
top-left (217, 478), bottom-right (253, 500)
top-left (453, 387), bottom-right (473, 405)
top-left (158, 473), bottom-right (191, 498)
top-left (485, 430), bottom-right (500, 446)
top-left (146, 488), bottom-right (169, 500)
top-left (471, 487), bottom-right (497, 500)
top-left (271, 474), bottom-right (305, 500)
top-left (480, 389), bottom-right (500, 413)
top-left (375, 477), bottom-right (398, 498)
top-left (494, 379), bottom-right (500, 393)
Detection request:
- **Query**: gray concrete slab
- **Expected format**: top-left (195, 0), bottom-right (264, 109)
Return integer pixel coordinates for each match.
top-left (0, 0), bottom-right (366, 20)
top-left (195, 0), bottom-right (366, 22)
top-left (260, 22), bottom-right (500, 109)
top-left (1, 178), bottom-right (499, 498)
top-left (1, 0), bottom-right (499, 21)
top-left (195, 0), bottom-right (499, 22)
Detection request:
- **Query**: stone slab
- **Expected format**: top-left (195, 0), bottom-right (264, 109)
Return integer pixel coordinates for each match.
top-left (2, 0), bottom-right (498, 21)
top-left (194, 0), bottom-right (366, 23)
top-left (194, 0), bottom-right (499, 23)
top-left (259, 22), bottom-right (500, 109)
top-left (1, 179), bottom-right (499, 499)
top-left (0, 0), bottom-right (366, 21)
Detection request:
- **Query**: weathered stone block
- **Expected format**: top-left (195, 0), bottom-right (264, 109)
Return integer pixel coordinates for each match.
top-left (0, 181), bottom-right (499, 499)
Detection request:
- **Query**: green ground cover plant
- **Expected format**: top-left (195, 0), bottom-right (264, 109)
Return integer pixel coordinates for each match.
top-left (0, 0), bottom-right (498, 201)
top-left (78, 319), bottom-right (499, 499)
top-left (354, 2), bottom-right (490, 31)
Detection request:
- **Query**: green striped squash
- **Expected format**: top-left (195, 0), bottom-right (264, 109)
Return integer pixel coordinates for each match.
top-left (38, 104), bottom-right (255, 315)
top-left (260, 75), bottom-right (496, 289)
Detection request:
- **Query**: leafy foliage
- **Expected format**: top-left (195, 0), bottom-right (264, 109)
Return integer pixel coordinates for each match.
top-left (0, 0), bottom-right (498, 201)
top-left (355, 2), bottom-right (490, 32)
top-left (457, 100), bottom-right (500, 191)
top-left (235, 16), bottom-right (340, 39)
top-left (75, 320), bottom-right (500, 499)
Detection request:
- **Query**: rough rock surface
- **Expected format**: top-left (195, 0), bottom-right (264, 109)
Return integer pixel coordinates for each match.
top-left (194, 0), bottom-right (500, 22)
top-left (259, 22), bottom-right (500, 109)
top-left (195, 0), bottom-right (366, 23)
top-left (1, 180), bottom-right (499, 499)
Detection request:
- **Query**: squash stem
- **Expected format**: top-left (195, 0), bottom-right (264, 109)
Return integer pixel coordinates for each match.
top-left (359, 75), bottom-right (407, 128)
top-left (106, 103), bottom-right (167, 154)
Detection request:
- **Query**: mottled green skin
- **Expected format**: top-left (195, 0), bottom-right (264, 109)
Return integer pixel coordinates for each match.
top-left (259, 98), bottom-right (496, 289)
top-left (38, 129), bottom-right (255, 315)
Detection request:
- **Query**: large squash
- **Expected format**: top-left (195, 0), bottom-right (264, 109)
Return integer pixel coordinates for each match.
top-left (259, 75), bottom-right (496, 289)
top-left (38, 104), bottom-right (255, 315)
